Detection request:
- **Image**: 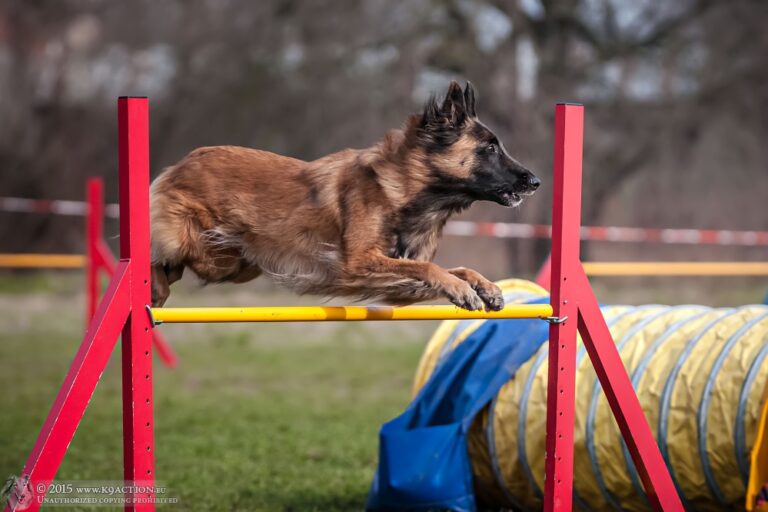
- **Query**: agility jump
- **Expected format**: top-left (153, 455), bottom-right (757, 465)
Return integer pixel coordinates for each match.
top-left (3, 98), bottom-right (684, 512)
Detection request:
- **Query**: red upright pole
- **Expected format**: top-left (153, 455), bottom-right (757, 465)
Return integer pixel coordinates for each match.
top-left (86, 178), bottom-right (104, 325)
top-left (4, 263), bottom-right (132, 512)
top-left (543, 103), bottom-right (683, 511)
top-left (86, 176), bottom-right (177, 368)
top-left (117, 97), bottom-right (156, 511)
top-left (4, 99), bottom-right (159, 512)
top-left (147, 319), bottom-right (177, 367)
top-left (96, 237), bottom-right (178, 368)
top-left (543, 104), bottom-right (583, 512)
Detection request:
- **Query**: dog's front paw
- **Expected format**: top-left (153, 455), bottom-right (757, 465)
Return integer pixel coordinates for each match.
top-left (475, 281), bottom-right (504, 312)
top-left (444, 279), bottom-right (485, 311)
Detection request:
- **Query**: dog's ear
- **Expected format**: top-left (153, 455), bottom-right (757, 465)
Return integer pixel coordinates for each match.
top-left (421, 81), bottom-right (468, 133)
top-left (440, 80), bottom-right (468, 127)
top-left (463, 82), bottom-right (477, 118)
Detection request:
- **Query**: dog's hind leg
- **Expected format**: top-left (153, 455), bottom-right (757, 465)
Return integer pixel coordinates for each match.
top-left (151, 263), bottom-right (184, 307)
top-left (151, 264), bottom-right (172, 307)
top-left (230, 263), bottom-right (262, 283)
top-left (166, 263), bottom-right (185, 285)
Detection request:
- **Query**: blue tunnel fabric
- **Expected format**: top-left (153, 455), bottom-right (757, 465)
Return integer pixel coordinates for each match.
top-left (366, 297), bottom-right (551, 512)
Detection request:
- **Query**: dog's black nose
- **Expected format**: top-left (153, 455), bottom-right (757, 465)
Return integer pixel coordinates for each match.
top-left (527, 174), bottom-right (541, 190)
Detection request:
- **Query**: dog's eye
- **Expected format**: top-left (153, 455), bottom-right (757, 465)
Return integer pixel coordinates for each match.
top-left (487, 143), bottom-right (498, 154)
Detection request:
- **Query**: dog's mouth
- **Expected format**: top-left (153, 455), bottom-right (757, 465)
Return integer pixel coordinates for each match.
top-left (498, 189), bottom-right (535, 208)
top-left (499, 191), bottom-right (522, 207)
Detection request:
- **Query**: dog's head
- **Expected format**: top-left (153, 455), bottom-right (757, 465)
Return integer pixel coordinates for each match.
top-left (413, 81), bottom-right (540, 208)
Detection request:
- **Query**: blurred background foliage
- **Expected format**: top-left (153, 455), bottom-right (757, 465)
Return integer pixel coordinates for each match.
top-left (0, 0), bottom-right (766, 277)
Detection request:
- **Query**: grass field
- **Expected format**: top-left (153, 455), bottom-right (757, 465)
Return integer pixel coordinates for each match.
top-left (0, 273), bottom-right (435, 511)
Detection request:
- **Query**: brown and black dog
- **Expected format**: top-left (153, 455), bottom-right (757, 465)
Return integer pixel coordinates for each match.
top-left (150, 81), bottom-right (540, 311)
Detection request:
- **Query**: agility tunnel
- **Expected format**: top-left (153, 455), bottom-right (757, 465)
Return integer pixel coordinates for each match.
top-left (412, 279), bottom-right (768, 511)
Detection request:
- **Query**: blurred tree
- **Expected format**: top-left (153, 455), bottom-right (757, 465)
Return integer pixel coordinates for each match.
top-left (0, 0), bottom-right (765, 275)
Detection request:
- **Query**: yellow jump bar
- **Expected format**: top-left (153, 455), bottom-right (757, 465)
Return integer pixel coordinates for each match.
top-left (0, 253), bottom-right (85, 268)
top-left (583, 261), bottom-right (768, 276)
top-left (149, 304), bottom-right (555, 324)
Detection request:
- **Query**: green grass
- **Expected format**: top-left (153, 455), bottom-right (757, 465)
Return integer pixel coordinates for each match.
top-left (2, 271), bottom-right (763, 510)
top-left (0, 272), bottom-right (83, 295)
top-left (0, 276), bottom-right (433, 511)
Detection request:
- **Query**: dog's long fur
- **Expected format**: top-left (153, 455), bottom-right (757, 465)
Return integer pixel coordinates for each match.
top-left (150, 81), bottom-right (540, 310)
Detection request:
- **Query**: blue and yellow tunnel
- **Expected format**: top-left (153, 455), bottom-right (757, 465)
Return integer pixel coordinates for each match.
top-left (412, 280), bottom-right (768, 511)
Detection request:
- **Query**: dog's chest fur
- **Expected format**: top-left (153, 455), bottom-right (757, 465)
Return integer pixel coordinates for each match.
top-left (387, 206), bottom-right (455, 261)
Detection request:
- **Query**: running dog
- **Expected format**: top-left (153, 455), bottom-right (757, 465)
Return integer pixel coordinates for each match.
top-left (149, 81), bottom-right (540, 311)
